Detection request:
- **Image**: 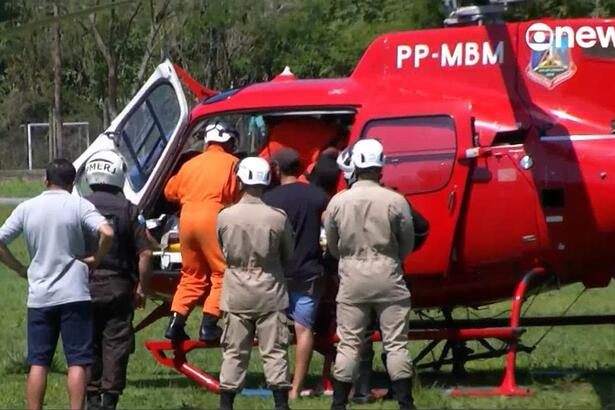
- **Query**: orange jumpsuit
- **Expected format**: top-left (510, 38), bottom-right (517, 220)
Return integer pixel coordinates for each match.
top-left (258, 118), bottom-right (340, 172)
top-left (164, 144), bottom-right (239, 317)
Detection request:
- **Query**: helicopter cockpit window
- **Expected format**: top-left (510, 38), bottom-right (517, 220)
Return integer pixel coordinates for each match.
top-left (362, 115), bottom-right (456, 195)
top-left (180, 114), bottom-right (269, 158)
top-left (116, 83), bottom-right (181, 191)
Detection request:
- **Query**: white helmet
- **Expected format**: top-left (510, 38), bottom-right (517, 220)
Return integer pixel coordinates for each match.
top-left (85, 150), bottom-right (126, 189)
top-left (336, 147), bottom-right (355, 180)
top-left (204, 120), bottom-right (239, 144)
top-left (351, 139), bottom-right (385, 169)
top-left (236, 156), bottom-right (271, 186)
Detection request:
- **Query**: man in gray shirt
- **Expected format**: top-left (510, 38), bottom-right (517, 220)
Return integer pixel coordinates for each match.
top-left (0, 159), bottom-right (113, 410)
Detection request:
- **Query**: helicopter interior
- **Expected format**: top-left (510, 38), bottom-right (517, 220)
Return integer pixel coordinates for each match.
top-left (146, 110), bottom-right (355, 258)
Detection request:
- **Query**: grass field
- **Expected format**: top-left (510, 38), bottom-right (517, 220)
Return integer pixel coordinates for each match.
top-left (0, 178), bottom-right (43, 197)
top-left (1, 204), bottom-right (615, 409)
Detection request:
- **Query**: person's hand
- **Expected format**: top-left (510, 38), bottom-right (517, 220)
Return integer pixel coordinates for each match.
top-left (134, 284), bottom-right (147, 309)
top-left (80, 255), bottom-right (101, 271)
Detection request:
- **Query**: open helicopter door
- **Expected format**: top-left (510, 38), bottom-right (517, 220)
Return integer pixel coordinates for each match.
top-left (73, 59), bottom-right (189, 209)
top-left (356, 103), bottom-right (474, 276)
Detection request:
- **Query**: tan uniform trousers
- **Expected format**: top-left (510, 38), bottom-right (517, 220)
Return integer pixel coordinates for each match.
top-left (334, 298), bottom-right (413, 383)
top-left (219, 310), bottom-right (291, 392)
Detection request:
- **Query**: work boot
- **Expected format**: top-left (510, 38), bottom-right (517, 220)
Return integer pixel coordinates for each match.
top-left (165, 312), bottom-right (190, 341)
top-left (199, 313), bottom-right (223, 342)
top-left (219, 390), bottom-right (236, 410)
top-left (331, 378), bottom-right (352, 410)
top-left (392, 378), bottom-right (416, 410)
top-left (86, 392), bottom-right (101, 410)
top-left (100, 392), bottom-right (119, 410)
top-left (272, 389), bottom-right (290, 410)
top-left (352, 343), bottom-right (375, 404)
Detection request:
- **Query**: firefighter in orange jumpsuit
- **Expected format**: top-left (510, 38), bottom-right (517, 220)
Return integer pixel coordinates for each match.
top-left (163, 120), bottom-right (240, 342)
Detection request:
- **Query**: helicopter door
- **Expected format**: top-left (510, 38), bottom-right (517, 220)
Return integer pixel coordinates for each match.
top-left (73, 59), bottom-right (189, 208)
top-left (359, 111), bottom-right (473, 276)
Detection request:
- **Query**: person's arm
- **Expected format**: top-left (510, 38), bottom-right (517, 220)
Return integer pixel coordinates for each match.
top-left (229, 159), bottom-right (241, 203)
top-left (280, 217), bottom-right (294, 270)
top-left (393, 198), bottom-right (415, 261)
top-left (80, 200), bottom-right (114, 269)
top-left (134, 249), bottom-right (153, 309)
top-left (164, 172), bottom-right (182, 203)
top-left (0, 243), bottom-right (27, 278)
top-left (0, 205), bottom-right (27, 278)
top-left (323, 202), bottom-right (340, 259)
top-left (131, 209), bottom-right (153, 307)
top-left (82, 223), bottom-right (114, 270)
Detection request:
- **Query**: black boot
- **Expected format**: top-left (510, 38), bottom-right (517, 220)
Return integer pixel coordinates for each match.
top-left (352, 342), bottom-right (375, 404)
top-left (199, 313), bottom-right (223, 342)
top-left (100, 392), bottom-right (119, 410)
top-left (272, 389), bottom-right (290, 410)
top-left (165, 312), bottom-right (190, 341)
top-left (86, 392), bottom-right (101, 410)
top-left (392, 378), bottom-right (416, 410)
top-left (331, 378), bottom-right (352, 410)
top-left (219, 390), bottom-right (236, 410)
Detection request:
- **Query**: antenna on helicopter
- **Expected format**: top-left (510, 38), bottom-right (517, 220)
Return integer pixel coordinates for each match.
top-left (442, 0), bottom-right (526, 27)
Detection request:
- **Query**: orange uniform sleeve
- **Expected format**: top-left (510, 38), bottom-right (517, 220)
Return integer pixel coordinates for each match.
top-left (164, 172), bottom-right (182, 203)
top-left (229, 158), bottom-right (240, 204)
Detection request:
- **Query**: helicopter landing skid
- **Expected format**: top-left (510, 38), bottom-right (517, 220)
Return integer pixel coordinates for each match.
top-left (449, 267), bottom-right (547, 397)
top-left (145, 339), bottom-right (222, 393)
top-left (143, 267), bottom-right (546, 398)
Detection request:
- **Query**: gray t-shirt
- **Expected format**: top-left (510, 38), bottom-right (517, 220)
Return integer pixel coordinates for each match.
top-left (0, 190), bottom-right (106, 308)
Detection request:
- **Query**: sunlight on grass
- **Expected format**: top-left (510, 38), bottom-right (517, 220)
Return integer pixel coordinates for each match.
top-left (1, 205), bottom-right (614, 408)
top-left (0, 178), bottom-right (43, 197)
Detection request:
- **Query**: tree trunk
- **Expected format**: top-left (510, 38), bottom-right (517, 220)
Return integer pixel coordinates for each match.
top-left (52, 1), bottom-right (63, 158)
top-left (107, 59), bottom-right (118, 119)
top-left (89, 13), bottom-right (119, 121)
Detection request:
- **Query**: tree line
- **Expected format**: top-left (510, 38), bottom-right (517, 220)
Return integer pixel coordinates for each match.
top-left (0, 0), bottom-right (613, 169)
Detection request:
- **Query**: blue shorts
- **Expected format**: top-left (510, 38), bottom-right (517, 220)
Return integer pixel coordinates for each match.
top-left (27, 301), bottom-right (93, 367)
top-left (288, 292), bottom-right (320, 329)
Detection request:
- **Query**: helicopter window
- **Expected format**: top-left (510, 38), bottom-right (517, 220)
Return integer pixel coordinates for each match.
top-left (116, 82), bottom-right (181, 191)
top-left (179, 114), bottom-right (269, 159)
top-left (362, 115), bottom-right (456, 194)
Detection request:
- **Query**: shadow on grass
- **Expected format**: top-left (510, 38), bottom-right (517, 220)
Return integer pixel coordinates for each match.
top-left (417, 366), bottom-right (615, 408)
top-left (129, 371), bottom-right (330, 392)
top-left (128, 364), bottom-right (615, 407)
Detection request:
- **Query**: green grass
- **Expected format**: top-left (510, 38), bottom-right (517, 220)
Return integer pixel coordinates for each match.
top-left (0, 178), bottom-right (44, 197)
top-left (1, 204), bottom-right (615, 408)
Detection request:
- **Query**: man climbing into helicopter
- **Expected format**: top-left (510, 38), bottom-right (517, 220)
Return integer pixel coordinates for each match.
top-left (83, 150), bottom-right (153, 410)
top-left (324, 139), bottom-right (416, 410)
top-left (163, 120), bottom-right (240, 342)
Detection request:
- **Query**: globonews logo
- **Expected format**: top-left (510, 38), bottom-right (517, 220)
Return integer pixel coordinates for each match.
top-left (525, 22), bottom-right (615, 51)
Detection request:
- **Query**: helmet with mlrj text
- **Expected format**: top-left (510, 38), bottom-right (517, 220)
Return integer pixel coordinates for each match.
top-left (236, 156), bottom-right (271, 186)
top-left (351, 139), bottom-right (385, 169)
top-left (85, 149), bottom-right (126, 189)
top-left (204, 120), bottom-right (239, 144)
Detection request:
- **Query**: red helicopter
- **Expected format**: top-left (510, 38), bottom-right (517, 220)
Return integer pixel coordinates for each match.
top-left (72, 16), bottom-right (615, 397)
